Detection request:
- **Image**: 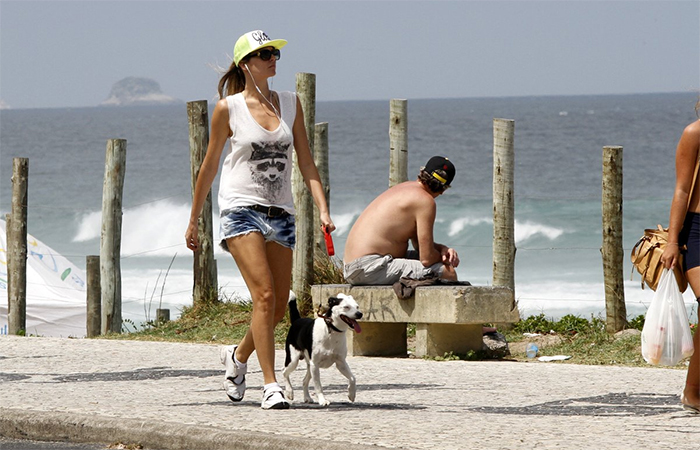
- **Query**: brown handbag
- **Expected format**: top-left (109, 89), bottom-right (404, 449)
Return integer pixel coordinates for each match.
top-left (631, 157), bottom-right (700, 292)
top-left (631, 225), bottom-right (688, 292)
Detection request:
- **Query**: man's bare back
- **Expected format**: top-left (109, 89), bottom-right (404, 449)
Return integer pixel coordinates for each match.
top-left (344, 180), bottom-right (442, 266)
top-left (342, 156), bottom-right (459, 286)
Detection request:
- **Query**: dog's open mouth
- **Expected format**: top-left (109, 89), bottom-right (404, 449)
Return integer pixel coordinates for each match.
top-left (341, 315), bottom-right (362, 333)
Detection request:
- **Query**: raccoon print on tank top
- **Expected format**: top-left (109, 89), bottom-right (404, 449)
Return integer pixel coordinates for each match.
top-left (248, 141), bottom-right (290, 203)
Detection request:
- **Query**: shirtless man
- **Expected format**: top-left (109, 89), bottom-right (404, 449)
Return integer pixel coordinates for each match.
top-left (343, 156), bottom-right (460, 285)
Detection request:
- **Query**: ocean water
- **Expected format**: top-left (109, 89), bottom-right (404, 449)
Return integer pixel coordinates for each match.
top-left (1, 92), bottom-right (699, 330)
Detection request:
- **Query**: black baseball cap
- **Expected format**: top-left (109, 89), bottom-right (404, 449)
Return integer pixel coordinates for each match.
top-left (424, 156), bottom-right (455, 186)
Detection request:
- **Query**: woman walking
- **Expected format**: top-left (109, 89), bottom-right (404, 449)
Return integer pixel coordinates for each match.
top-left (661, 100), bottom-right (700, 413)
top-left (185, 30), bottom-right (334, 410)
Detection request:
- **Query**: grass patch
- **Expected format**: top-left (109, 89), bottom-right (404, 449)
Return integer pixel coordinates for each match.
top-left (502, 313), bottom-right (690, 369)
top-left (99, 294), bottom-right (291, 346)
top-left (538, 332), bottom-right (648, 367)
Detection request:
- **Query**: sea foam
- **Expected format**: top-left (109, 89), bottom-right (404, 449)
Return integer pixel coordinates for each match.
top-left (74, 199), bottom-right (212, 257)
top-left (514, 220), bottom-right (565, 243)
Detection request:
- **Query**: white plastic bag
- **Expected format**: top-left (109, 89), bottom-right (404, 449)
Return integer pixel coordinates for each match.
top-left (641, 268), bottom-right (695, 366)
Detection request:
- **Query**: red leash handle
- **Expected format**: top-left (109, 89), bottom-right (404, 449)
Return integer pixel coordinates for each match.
top-left (323, 227), bottom-right (335, 256)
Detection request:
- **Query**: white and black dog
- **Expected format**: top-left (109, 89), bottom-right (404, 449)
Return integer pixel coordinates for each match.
top-left (282, 293), bottom-right (362, 406)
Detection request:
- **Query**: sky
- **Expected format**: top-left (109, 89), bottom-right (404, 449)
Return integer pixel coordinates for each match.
top-left (0, 0), bottom-right (698, 109)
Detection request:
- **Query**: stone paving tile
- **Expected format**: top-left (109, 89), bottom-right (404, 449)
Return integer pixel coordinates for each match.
top-left (1, 336), bottom-right (699, 449)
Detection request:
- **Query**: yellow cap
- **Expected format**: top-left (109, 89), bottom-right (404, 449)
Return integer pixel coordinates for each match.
top-left (233, 30), bottom-right (287, 66)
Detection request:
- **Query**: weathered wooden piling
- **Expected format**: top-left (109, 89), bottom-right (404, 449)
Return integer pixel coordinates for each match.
top-left (101, 139), bottom-right (126, 334)
top-left (7, 158), bottom-right (28, 335)
top-left (602, 145), bottom-right (626, 332)
top-left (156, 308), bottom-right (170, 323)
top-left (492, 119), bottom-right (516, 295)
top-left (389, 99), bottom-right (408, 187)
top-left (4, 214), bottom-right (9, 310)
top-left (86, 255), bottom-right (101, 337)
top-left (292, 73), bottom-right (316, 302)
top-left (187, 100), bottom-right (217, 304)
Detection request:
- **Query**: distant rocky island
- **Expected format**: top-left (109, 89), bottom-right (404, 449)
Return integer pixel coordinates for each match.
top-left (101, 77), bottom-right (181, 106)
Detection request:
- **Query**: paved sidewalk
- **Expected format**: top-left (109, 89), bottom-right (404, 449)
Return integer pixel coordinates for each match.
top-left (0, 336), bottom-right (698, 450)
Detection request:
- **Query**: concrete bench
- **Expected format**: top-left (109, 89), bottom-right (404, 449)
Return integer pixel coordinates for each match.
top-left (310, 284), bottom-right (519, 358)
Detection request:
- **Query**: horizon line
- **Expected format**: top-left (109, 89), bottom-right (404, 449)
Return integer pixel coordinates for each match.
top-left (1, 89), bottom-right (698, 111)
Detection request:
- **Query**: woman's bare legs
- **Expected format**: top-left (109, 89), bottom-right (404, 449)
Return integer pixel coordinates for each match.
top-left (683, 266), bottom-right (700, 407)
top-left (265, 240), bottom-right (294, 326)
top-left (226, 232), bottom-right (293, 385)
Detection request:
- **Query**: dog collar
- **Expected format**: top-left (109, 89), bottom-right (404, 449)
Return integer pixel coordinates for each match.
top-left (322, 316), bottom-right (342, 333)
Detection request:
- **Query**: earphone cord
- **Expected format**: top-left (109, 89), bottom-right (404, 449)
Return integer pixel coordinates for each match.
top-left (243, 63), bottom-right (293, 141)
top-left (244, 64), bottom-right (281, 120)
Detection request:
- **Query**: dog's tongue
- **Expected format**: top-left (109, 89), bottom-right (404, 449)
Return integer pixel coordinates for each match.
top-left (342, 315), bottom-right (362, 333)
top-left (353, 320), bottom-right (361, 334)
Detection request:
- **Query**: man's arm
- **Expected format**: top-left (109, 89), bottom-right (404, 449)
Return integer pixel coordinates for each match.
top-left (415, 199), bottom-right (442, 267)
top-left (434, 243), bottom-right (460, 268)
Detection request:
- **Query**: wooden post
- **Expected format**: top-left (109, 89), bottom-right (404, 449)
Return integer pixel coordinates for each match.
top-left (86, 255), bottom-right (101, 337)
top-left (313, 122), bottom-right (330, 253)
top-left (602, 145), bottom-right (626, 332)
top-left (292, 73), bottom-right (316, 304)
top-left (156, 308), bottom-right (170, 323)
top-left (188, 100), bottom-right (217, 305)
top-left (492, 119), bottom-right (516, 293)
top-left (4, 214), bottom-right (10, 314)
top-left (101, 139), bottom-right (126, 334)
top-left (389, 99), bottom-right (408, 187)
top-left (8, 158), bottom-right (28, 336)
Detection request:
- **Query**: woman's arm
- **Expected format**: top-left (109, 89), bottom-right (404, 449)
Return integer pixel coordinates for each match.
top-left (662, 120), bottom-right (700, 269)
top-left (185, 99), bottom-right (230, 251)
top-left (291, 97), bottom-right (335, 232)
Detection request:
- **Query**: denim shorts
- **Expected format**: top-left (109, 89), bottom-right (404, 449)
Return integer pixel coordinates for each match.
top-left (219, 206), bottom-right (295, 252)
top-left (680, 211), bottom-right (700, 272)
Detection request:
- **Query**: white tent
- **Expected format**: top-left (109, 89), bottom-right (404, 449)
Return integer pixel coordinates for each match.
top-left (1, 220), bottom-right (87, 337)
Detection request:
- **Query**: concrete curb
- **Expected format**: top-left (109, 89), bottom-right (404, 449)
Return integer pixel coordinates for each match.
top-left (0, 409), bottom-right (381, 450)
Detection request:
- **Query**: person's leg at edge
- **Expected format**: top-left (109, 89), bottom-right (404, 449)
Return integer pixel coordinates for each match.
top-left (683, 266), bottom-right (700, 408)
top-left (226, 232), bottom-right (280, 386)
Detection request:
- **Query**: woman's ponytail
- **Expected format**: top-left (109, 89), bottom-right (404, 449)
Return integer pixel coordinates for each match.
top-left (218, 61), bottom-right (246, 98)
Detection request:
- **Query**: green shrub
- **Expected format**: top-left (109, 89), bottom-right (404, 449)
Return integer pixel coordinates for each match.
top-left (553, 314), bottom-right (591, 334)
top-left (628, 314), bottom-right (645, 331)
top-left (512, 313), bottom-right (555, 334)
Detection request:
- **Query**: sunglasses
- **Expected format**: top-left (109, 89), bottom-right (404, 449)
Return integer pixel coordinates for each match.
top-left (248, 48), bottom-right (281, 62)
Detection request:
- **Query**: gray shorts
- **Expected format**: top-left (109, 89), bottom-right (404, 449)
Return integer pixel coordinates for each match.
top-left (343, 251), bottom-right (444, 286)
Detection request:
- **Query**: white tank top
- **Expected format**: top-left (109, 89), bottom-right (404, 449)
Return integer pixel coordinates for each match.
top-left (218, 91), bottom-right (297, 215)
